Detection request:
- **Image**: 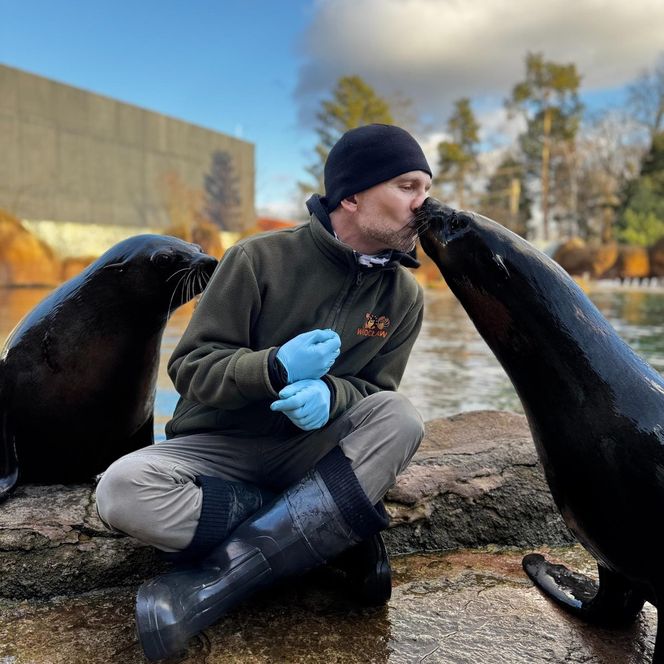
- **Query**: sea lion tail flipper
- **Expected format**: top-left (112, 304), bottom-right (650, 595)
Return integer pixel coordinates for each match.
top-left (0, 411), bottom-right (19, 502)
top-left (523, 553), bottom-right (645, 627)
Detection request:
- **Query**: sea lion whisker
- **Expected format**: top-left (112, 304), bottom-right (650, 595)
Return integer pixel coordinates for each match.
top-left (411, 209), bottom-right (431, 235)
top-left (166, 267), bottom-right (190, 283)
top-left (189, 270), bottom-right (197, 301)
top-left (189, 270), bottom-right (195, 301)
top-left (186, 272), bottom-right (194, 302)
top-left (167, 272), bottom-right (189, 319)
top-left (183, 272), bottom-right (190, 304)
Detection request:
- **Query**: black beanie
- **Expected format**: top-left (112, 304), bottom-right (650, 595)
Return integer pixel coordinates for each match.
top-left (323, 124), bottom-right (432, 212)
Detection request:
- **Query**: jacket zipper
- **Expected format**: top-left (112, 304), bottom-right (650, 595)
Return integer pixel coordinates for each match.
top-left (330, 267), bottom-right (366, 332)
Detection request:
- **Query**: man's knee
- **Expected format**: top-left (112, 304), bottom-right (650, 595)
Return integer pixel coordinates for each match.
top-left (95, 455), bottom-right (172, 536)
top-left (342, 392), bottom-right (425, 494)
top-left (364, 391), bottom-right (425, 451)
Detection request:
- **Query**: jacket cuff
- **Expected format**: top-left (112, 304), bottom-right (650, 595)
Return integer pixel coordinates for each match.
top-left (320, 374), bottom-right (338, 415)
top-left (268, 347), bottom-right (288, 392)
top-left (235, 347), bottom-right (280, 400)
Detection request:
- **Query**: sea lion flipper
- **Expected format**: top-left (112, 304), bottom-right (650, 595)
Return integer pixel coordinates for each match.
top-left (523, 553), bottom-right (645, 627)
top-left (0, 411), bottom-right (19, 502)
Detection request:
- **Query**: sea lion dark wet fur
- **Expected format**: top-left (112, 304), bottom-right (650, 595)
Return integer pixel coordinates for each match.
top-left (417, 198), bottom-right (664, 662)
top-left (0, 235), bottom-right (217, 500)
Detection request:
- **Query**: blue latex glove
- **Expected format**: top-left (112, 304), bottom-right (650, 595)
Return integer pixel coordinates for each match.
top-left (276, 328), bottom-right (341, 384)
top-left (270, 379), bottom-right (331, 431)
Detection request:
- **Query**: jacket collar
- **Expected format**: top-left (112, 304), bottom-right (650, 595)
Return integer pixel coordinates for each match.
top-left (305, 194), bottom-right (420, 269)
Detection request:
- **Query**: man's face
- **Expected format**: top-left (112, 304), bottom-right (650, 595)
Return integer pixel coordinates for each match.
top-left (352, 170), bottom-right (432, 253)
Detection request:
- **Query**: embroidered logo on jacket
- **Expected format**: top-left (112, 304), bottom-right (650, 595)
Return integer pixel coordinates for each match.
top-left (357, 313), bottom-right (391, 338)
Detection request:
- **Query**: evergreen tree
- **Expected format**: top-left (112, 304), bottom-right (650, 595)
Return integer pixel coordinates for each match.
top-left (617, 132), bottom-right (664, 246)
top-left (507, 52), bottom-right (583, 240)
top-left (436, 98), bottom-right (480, 208)
top-left (479, 155), bottom-right (531, 237)
top-left (204, 151), bottom-right (241, 231)
top-left (301, 75), bottom-right (394, 196)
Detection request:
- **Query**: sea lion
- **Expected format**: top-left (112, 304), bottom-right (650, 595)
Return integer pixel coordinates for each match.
top-left (0, 234), bottom-right (217, 500)
top-left (417, 198), bottom-right (664, 662)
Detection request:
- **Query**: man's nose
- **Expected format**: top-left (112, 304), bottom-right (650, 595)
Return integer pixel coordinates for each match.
top-left (411, 190), bottom-right (428, 211)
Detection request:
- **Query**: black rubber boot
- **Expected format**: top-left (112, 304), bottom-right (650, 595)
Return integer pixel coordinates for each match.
top-left (135, 447), bottom-right (387, 661)
top-left (157, 477), bottom-right (275, 565)
top-left (328, 531), bottom-right (392, 606)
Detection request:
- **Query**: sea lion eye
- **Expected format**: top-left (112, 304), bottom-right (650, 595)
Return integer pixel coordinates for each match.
top-left (152, 252), bottom-right (175, 267)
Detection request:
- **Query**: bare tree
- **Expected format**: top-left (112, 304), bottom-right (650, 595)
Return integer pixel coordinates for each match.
top-left (628, 53), bottom-right (664, 141)
top-left (575, 111), bottom-right (646, 241)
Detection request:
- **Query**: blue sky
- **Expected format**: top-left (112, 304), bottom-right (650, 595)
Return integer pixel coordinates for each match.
top-left (2, 0), bottom-right (662, 219)
top-left (1, 0), bottom-right (314, 216)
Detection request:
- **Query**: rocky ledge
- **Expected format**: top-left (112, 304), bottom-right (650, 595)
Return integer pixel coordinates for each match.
top-left (0, 411), bottom-right (574, 599)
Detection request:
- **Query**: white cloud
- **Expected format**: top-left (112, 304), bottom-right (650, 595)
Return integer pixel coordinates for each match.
top-left (256, 195), bottom-right (305, 221)
top-left (296, 0), bottom-right (664, 128)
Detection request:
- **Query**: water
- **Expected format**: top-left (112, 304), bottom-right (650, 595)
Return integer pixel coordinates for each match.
top-left (404, 283), bottom-right (664, 422)
top-left (3, 285), bottom-right (664, 440)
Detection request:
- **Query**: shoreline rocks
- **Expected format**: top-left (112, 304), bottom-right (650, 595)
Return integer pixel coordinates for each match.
top-left (0, 410), bottom-right (573, 599)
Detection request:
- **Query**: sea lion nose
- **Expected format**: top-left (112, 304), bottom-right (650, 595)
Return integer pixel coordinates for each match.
top-left (417, 198), bottom-right (469, 242)
top-left (200, 255), bottom-right (219, 274)
top-left (419, 197), bottom-right (457, 223)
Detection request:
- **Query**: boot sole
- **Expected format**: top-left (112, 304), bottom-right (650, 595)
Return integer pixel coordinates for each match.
top-left (360, 553), bottom-right (392, 606)
top-left (136, 549), bottom-right (271, 661)
top-left (136, 584), bottom-right (186, 662)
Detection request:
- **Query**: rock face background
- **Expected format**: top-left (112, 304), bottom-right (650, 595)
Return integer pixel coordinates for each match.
top-left (384, 411), bottom-right (573, 553)
top-left (0, 411), bottom-right (574, 600)
top-left (0, 211), bottom-right (61, 287)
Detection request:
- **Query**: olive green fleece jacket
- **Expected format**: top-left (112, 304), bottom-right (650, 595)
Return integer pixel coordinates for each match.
top-left (165, 214), bottom-right (424, 439)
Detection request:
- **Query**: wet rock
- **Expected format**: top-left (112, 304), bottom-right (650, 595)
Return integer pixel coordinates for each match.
top-left (0, 485), bottom-right (165, 600)
top-left (553, 240), bottom-right (621, 279)
top-left (604, 245), bottom-right (650, 281)
top-left (384, 411), bottom-right (574, 553)
top-left (60, 256), bottom-right (97, 281)
top-left (0, 210), bottom-right (61, 287)
top-left (553, 237), bottom-right (591, 276)
top-left (649, 237), bottom-right (664, 277)
top-left (591, 242), bottom-right (619, 278)
top-left (0, 547), bottom-right (656, 663)
top-left (0, 411), bottom-right (571, 599)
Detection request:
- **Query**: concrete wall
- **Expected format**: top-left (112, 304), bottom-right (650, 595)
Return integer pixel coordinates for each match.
top-left (0, 64), bottom-right (255, 232)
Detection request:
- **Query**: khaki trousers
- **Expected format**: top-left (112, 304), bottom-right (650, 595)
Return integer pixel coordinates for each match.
top-left (95, 392), bottom-right (424, 552)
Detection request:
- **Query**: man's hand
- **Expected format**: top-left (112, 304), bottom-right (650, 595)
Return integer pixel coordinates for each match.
top-left (276, 329), bottom-right (341, 384)
top-left (270, 379), bottom-right (331, 431)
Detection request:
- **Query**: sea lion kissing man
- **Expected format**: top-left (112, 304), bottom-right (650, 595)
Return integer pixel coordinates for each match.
top-left (95, 123), bottom-right (431, 661)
